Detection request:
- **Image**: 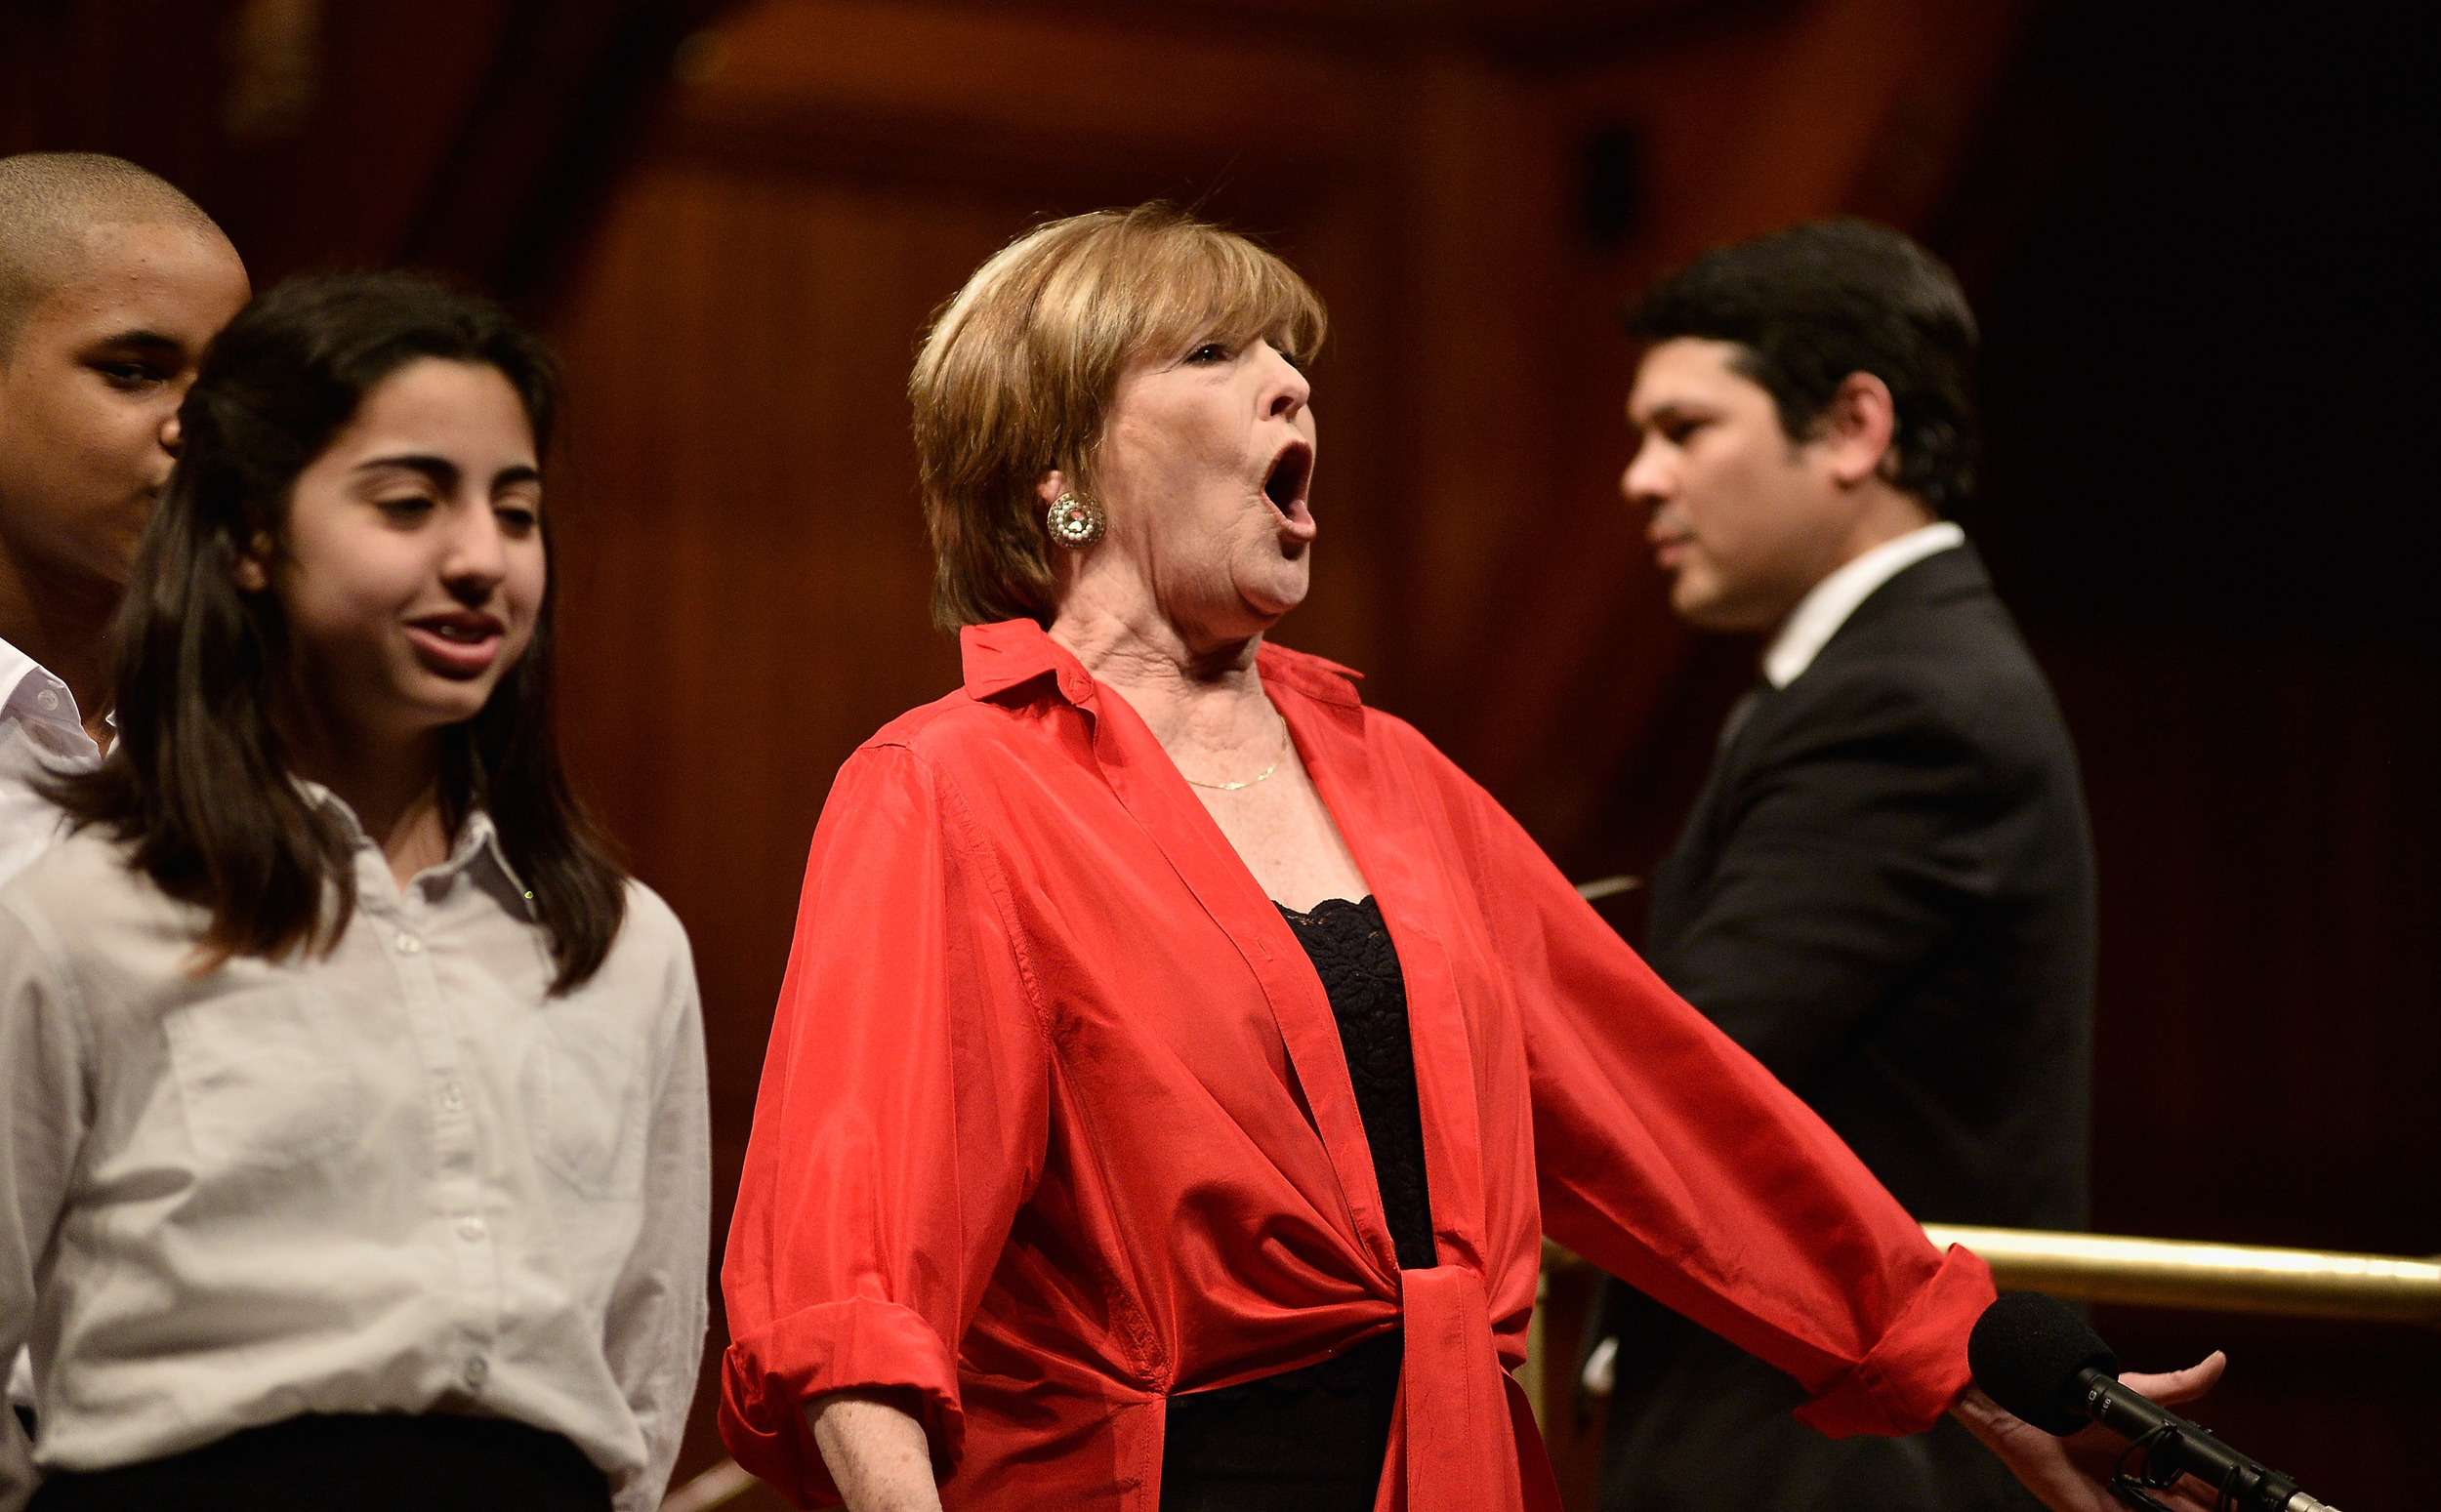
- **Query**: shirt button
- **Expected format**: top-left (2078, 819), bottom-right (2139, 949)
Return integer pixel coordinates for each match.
top-left (463, 1357), bottom-right (488, 1390)
top-left (439, 1083), bottom-right (465, 1113)
top-left (457, 1217), bottom-right (485, 1242)
top-left (35, 689), bottom-right (61, 712)
top-left (395, 933), bottom-right (423, 955)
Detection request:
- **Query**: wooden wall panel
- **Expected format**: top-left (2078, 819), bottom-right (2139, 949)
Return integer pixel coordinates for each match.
top-left (1, 0), bottom-right (724, 297)
top-left (1441, 0), bottom-right (2034, 852)
top-left (0, 0), bottom-right (237, 185)
top-left (553, 174), bottom-right (1026, 1487)
top-left (2052, 640), bottom-right (2441, 1511)
top-left (2050, 642), bottom-right (2441, 1253)
top-left (556, 168), bottom-right (982, 1115)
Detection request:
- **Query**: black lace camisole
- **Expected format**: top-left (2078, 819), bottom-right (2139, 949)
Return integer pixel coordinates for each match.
top-left (1157, 896), bottom-right (1434, 1511)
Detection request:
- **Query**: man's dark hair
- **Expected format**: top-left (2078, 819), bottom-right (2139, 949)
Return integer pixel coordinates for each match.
top-left (49, 270), bottom-right (628, 992)
top-left (1626, 218), bottom-right (1980, 516)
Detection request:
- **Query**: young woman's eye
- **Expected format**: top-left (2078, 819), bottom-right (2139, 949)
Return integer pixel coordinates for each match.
top-left (494, 505), bottom-right (540, 535)
top-left (1186, 343), bottom-right (1232, 365)
top-left (377, 495), bottom-right (436, 522)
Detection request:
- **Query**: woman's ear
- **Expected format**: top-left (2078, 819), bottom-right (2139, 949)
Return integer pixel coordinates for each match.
top-left (231, 531), bottom-right (274, 593)
top-left (1036, 469), bottom-right (1071, 509)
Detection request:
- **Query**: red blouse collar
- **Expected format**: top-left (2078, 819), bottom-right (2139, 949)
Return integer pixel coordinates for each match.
top-left (958, 618), bottom-right (1366, 710)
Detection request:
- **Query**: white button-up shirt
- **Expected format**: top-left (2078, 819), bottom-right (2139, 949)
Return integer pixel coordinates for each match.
top-left (0, 639), bottom-right (102, 1417)
top-left (0, 791), bottom-right (709, 1511)
top-left (0, 638), bottom-right (101, 890)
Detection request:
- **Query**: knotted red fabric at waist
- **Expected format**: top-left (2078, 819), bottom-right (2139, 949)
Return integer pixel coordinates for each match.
top-left (1375, 1265), bottom-right (1562, 1512)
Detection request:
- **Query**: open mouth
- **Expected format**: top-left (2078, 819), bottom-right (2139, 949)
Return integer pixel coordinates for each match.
top-left (417, 618), bottom-right (498, 643)
top-left (405, 610), bottom-right (509, 677)
top-left (1261, 440), bottom-right (1314, 521)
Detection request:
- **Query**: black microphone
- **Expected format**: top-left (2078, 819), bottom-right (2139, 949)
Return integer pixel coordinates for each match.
top-left (1967, 1291), bottom-right (2340, 1512)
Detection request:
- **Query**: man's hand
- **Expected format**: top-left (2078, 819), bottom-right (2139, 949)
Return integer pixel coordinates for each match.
top-left (1953, 1352), bottom-right (2229, 1512)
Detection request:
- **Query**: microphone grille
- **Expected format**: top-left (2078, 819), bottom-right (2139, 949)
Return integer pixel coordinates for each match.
top-left (1967, 1291), bottom-right (2120, 1437)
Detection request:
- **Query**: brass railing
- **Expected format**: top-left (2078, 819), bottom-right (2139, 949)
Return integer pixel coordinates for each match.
top-left (1920, 1223), bottom-right (2441, 1326)
top-left (1539, 1226), bottom-right (2441, 1327)
top-left (666, 1226), bottom-right (2441, 1508)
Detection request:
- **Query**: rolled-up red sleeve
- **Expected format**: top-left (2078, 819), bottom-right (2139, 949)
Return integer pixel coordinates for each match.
top-left (1462, 779), bottom-right (1992, 1438)
top-left (720, 742), bottom-right (1052, 1506)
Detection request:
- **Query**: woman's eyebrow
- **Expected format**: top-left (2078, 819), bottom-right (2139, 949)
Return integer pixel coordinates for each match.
top-left (353, 454), bottom-right (460, 490)
top-left (491, 463), bottom-right (541, 491)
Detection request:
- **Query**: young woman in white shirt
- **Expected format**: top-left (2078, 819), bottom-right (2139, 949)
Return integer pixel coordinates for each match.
top-left (0, 272), bottom-right (709, 1512)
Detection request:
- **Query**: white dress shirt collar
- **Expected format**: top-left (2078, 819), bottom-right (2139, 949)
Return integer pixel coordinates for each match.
top-left (0, 636), bottom-right (103, 897)
top-left (1761, 521), bottom-right (1965, 689)
top-left (0, 635), bottom-right (97, 759)
top-left (0, 638), bottom-right (33, 712)
top-left (291, 776), bottom-right (535, 914)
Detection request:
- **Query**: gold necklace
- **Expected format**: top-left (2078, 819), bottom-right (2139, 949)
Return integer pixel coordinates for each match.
top-left (1182, 710), bottom-right (1291, 792)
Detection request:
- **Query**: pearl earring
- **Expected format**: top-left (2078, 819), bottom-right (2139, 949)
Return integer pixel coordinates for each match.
top-left (1046, 492), bottom-right (1105, 549)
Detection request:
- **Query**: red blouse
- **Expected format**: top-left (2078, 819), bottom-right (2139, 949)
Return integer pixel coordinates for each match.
top-left (720, 620), bottom-right (1994, 1512)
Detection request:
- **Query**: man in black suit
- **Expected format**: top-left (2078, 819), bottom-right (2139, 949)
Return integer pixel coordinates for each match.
top-left (1589, 220), bottom-right (2093, 1512)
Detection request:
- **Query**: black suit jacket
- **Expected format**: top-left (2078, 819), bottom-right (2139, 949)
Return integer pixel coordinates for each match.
top-left (1597, 544), bottom-right (2094, 1512)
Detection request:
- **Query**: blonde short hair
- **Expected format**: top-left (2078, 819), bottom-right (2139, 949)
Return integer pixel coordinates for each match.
top-left (911, 203), bottom-right (1327, 629)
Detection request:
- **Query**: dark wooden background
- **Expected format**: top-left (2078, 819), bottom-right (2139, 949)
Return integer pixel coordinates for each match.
top-left (9, 0), bottom-right (2432, 1506)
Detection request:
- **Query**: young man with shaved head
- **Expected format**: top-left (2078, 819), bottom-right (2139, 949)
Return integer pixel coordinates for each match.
top-left (0, 152), bottom-right (250, 883)
top-left (1586, 221), bottom-right (2094, 1512)
top-left (0, 154), bottom-right (247, 1433)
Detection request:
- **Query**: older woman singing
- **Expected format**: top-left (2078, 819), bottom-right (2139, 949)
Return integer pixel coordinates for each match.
top-left (718, 206), bottom-right (2214, 1512)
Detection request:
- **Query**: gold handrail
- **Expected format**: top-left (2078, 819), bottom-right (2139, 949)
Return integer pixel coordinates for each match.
top-left (1922, 1223), bottom-right (2441, 1326)
top-left (1545, 1227), bottom-right (2441, 1327)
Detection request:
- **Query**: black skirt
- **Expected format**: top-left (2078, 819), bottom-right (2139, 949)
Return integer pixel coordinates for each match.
top-left (1159, 1330), bottom-right (1403, 1512)
top-left (28, 1413), bottom-right (610, 1512)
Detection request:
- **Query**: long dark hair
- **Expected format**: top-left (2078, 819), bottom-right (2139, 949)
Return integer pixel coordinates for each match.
top-left (49, 270), bottom-right (626, 992)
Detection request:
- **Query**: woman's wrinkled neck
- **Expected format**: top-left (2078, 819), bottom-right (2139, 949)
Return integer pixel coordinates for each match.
top-left (1048, 583), bottom-right (1271, 749)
